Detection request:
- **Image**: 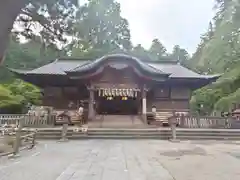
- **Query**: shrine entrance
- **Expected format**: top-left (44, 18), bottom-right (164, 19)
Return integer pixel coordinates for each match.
top-left (96, 88), bottom-right (140, 115)
top-left (97, 96), bottom-right (139, 115)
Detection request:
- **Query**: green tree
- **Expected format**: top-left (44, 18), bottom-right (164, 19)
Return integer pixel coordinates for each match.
top-left (130, 44), bottom-right (151, 60)
top-left (0, 0), bottom-right (78, 65)
top-left (0, 84), bottom-right (24, 113)
top-left (71, 0), bottom-right (132, 58)
top-left (171, 45), bottom-right (190, 62)
top-left (148, 39), bottom-right (167, 60)
top-left (0, 36), bottom-right (64, 82)
top-left (190, 0), bottom-right (240, 113)
top-left (0, 79), bottom-right (42, 113)
top-left (5, 79), bottom-right (42, 105)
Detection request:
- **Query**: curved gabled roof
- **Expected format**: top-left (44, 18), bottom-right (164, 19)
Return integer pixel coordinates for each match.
top-left (9, 54), bottom-right (220, 83)
top-left (66, 54), bottom-right (170, 76)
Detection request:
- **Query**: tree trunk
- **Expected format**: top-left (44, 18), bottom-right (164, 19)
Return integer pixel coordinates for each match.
top-left (0, 0), bottom-right (27, 65)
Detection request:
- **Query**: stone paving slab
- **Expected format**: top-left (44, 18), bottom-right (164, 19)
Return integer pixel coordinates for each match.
top-left (0, 140), bottom-right (240, 179)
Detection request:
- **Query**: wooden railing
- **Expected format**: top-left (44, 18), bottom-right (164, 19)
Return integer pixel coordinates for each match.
top-left (169, 115), bottom-right (237, 129)
top-left (0, 128), bottom-right (37, 157)
top-left (0, 114), bottom-right (56, 127)
top-left (20, 129), bottom-right (37, 149)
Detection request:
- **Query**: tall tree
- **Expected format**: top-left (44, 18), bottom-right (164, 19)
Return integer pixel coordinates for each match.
top-left (148, 39), bottom-right (167, 60)
top-left (0, 36), bottom-right (63, 82)
top-left (0, 0), bottom-right (78, 65)
top-left (171, 45), bottom-right (189, 62)
top-left (131, 44), bottom-right (151, 60)
top-left (190, 0), bottom-right (240, 113)
top-left (71, 0), bottom-right (131, 58)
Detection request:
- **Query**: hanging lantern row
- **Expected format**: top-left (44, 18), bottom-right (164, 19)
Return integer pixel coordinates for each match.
top-left (98, 88), bottom-right (139, 97)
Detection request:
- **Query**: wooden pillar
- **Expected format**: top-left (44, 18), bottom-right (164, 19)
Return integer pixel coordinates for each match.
top-left (142, 86), bottom-right (147, 124)
top-left (88, 86), bottom-right (95, 121)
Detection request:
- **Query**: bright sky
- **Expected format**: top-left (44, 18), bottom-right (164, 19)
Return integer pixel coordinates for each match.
top-left (118, 0), bottom-right (215, 53)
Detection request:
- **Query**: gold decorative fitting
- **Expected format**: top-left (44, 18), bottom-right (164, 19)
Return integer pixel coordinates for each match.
top-left (122, 97), bottom-right (128, 100)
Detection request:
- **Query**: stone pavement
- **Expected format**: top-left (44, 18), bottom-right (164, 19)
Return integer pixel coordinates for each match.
top-left (1, 140), bottom-right (240, 180)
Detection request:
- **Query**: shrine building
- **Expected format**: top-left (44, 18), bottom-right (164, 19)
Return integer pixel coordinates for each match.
top-left (12, 54), bottom-right (219, 125)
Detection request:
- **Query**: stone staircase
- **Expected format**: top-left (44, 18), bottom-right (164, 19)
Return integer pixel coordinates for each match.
top-left (87, 115), bottom-right (146, 128)
top-left (36, 128), bottom-right (240, 140)
top-left (155, 111), bottom-right (173, 125)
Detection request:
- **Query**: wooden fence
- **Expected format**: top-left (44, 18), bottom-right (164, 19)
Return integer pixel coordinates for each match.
top-left (0, 126), bottom-right (37, 157)
top-left (0, 114), bottom-right (56, 127)
top-left (171, 115), bottom-right (239, 129)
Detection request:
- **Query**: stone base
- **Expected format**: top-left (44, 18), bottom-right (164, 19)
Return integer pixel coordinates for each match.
top-left (58, 138), bottom-right (69, 142)
top-left (150, 121), bottom-right (163, 126)
top-left (169, 139), bottom-right (180, 143)
top-left (142, 114), bottom-right (147, 124)
top-left (8, 153), bottom-right (20, 159)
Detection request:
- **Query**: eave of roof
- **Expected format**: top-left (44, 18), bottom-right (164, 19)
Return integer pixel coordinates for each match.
top-left (147, 62), bottom-right (221, 80)
top-left (8, 68), bottom-right (29, 74)
top-left (9, 59), bottom-right (90, 76)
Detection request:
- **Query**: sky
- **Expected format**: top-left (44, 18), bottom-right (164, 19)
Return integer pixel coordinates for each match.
top-left (118, 0), bottom-right (216, 54)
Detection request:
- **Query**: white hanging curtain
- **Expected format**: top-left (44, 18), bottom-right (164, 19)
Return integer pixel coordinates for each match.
top-left (98, 88), bottom-right (139, 97)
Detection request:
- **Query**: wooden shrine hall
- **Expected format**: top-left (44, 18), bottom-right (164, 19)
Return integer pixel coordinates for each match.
top-left (12, 54), bottom-right (219, 125)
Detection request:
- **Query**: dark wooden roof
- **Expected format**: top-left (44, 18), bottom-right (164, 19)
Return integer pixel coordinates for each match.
top-left (67, 54), bottom-right (169, 75)
top-left (10, 54), bottom-right (220, 81)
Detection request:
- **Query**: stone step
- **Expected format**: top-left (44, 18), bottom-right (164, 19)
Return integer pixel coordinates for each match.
top-left (36, 131), bottom-right (162, 136)
top-left (36, 128), bottom-right (240, 140)
top-left (36, 127), bottom-right (240, 132)
top-left (36, 135), bottom-right (170, 140)
top-left (36, 132), bottom-right (171, 136)
top-left (156, 111), bottom-right (172, 114)
top-left (36, 134), bottom-right (240, 140)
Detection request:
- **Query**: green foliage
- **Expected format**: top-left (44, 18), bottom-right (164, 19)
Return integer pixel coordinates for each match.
top-left (190, 87), bottom-right (223, 115)
top-left (0, 37), bottom-right (64, 82)
top-left (5, 79), bottom-right (42, 105)
top-left (69, 0), bottom-right (189, 61)
top-left (15, 0), bottom-right (78, 46)
top-left (0, 80), bottom-right (42, 113)
top-left (214, 88), bottom-right (240, 111)
top-left (171, 45), bottom-right (190, 62)
top-left (148, 39), bottom-right (167, 60)
top-left (0, 84), bottom-right (24, 111)
top-left (188, 0), bottom-right (240, 113)
top-left (71, 0), bottom-right (132, 57)
top-left (190, 65), bottom-right (240, 113)
top-left (0, 38), bottom-right (47, 113)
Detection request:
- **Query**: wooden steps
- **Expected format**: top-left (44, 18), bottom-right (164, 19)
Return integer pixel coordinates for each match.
top-left (155, 111), bottom-right (173, 124)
